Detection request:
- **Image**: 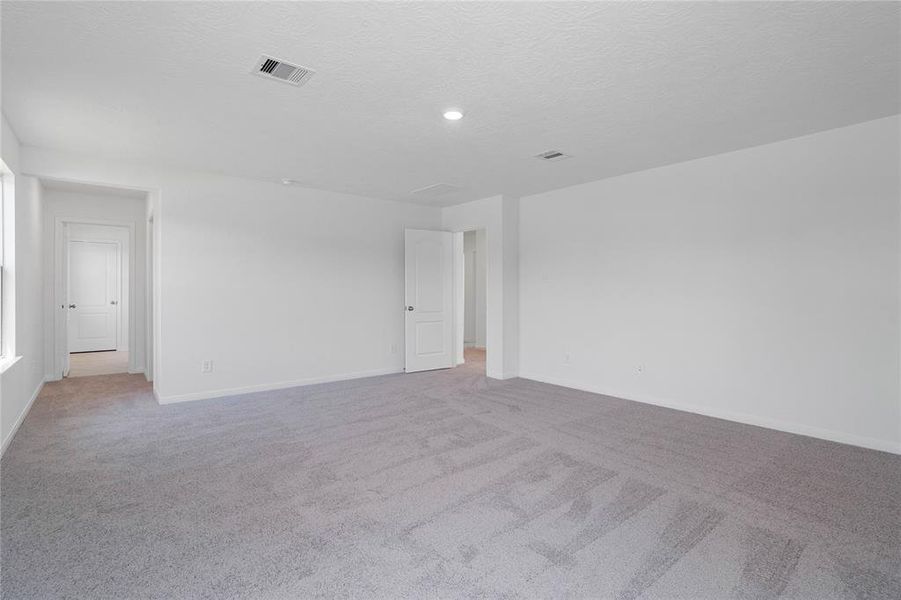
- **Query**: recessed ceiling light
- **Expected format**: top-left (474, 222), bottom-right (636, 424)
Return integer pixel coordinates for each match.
top-left (443, 110), bottom-right (463, 121)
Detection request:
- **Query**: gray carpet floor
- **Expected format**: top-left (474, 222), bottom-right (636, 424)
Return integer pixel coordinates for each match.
top-left (2, 356), bottom-right (899, 599)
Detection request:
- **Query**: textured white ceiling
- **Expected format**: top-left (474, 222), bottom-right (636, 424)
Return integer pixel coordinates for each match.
top-left (2, 1), bottom-right (899, 206)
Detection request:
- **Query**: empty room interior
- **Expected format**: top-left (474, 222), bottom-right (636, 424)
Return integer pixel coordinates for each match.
top-left (0, 2), bottom-right (899, 599)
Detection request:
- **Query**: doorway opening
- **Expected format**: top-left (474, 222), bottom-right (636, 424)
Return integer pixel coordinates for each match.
top-left (461, 229), bottom-right (487, 374)
top-left (44, 179), bottom-right (151, 382)
top-left (65, 223), bottom-right (130, 377)
top-left (402, 227), bottom-right (490, 376)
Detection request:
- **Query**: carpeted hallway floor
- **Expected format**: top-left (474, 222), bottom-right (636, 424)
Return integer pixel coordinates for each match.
top-left (1, 356), bottom-right (899, 599)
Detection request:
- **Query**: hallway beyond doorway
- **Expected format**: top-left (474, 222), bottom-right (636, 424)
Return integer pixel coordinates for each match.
top-left (463, 346), bottom-right (485, 372)
top-left (68, 351), bottom-right (129, 377)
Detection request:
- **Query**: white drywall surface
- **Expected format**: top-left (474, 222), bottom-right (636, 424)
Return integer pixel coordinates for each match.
top-left (519, 116), bottom-right (901, 453)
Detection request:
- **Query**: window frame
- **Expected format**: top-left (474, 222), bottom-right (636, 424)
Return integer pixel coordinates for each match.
top-left (0, 171), bottom-right (5, 358)
top-left (0, 164), bottom-right (12, 363)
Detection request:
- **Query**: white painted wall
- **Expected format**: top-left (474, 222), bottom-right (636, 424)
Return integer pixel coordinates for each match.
top-left (463, 229), bottom-right (487, 348)
top-left (17, 117), bottom-right (897, 455)
top-left (519, 116), bottom-right (901, 453)
top-left (463, 231), bottom-right (477, 344)
top-left (0, 114), bottom-right (44, 454)
top-left (145, 202), bottom-right (154, 381)
top-left (501, 196), bottom-right (520, 378)
top-left (453, 231), bottom-right (464, 365)
top-left (23, 146), bottom-right (442, 402)
top-left (43, 190), bottom-right (148, 379)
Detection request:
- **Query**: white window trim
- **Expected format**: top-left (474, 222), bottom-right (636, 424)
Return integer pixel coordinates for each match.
top-left (0, 171), bottom-right (4, 358)
top-left (0, 160), bottom-right (17, 364)
top-left (0, 354), bottom-right (20, 375)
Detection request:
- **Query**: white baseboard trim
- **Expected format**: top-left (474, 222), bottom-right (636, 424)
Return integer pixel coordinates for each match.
top-left (127, 359), bottom-right (145, 375)
top-left (1, 379), bottom-right (44, 457)
top-left (155, 367), bottom-right (404, 405)
top-left (519, 371), bottom-right (901, 455)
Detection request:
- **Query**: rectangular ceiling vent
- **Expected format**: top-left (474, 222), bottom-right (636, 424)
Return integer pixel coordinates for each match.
top-left (535, 150), bottom-right (571, 161)
top-left (410, 183), bottom-right (463, 197)
top-left (252, 55), bottom-right (315, 87)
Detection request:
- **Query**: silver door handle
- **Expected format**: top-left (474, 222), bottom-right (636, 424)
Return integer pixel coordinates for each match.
top-left (406, 306), bottom-right (414, 311)
top-left (68, 304), bottom-right (76, 309)
top-left (110, 300), bottom-right (118, 305)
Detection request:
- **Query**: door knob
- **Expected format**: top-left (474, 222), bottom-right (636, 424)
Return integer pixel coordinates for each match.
top-left (68, 304), bottom-right (76, 309)
top-left (110, 300), bottom-right (118, 305)
top-left (406, 306), bottom-right (414, 311)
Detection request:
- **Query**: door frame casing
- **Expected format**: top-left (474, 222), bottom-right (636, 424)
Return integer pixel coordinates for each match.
top-left (402, 226), bottom-right (490, 373)
top-left (449, 227), bottom-right (489, 370)
top-left (53, 216), bottom-right (137, 377)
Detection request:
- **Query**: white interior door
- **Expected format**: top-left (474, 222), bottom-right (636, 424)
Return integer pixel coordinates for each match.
top-left (68, 240), bottom-right (119, 353)
top-left (405, 229), bottom-right (454, 373)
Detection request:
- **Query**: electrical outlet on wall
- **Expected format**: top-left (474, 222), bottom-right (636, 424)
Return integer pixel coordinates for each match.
top-left (201, 360), bottom-right (213, 373)
top-left (636, 364), bottom-right (644, 375)
top-left (563, 353), bottom-right (572, 366)
top-left (390, 342), bottom-right (398, 354)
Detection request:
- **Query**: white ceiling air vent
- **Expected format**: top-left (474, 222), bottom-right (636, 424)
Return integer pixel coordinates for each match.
top-left (410, 183), bottom-right (463, 197)
top-left (535, 150), bottom-right (571, 161)
top-left (252, 55), bottom-right (315, 87)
